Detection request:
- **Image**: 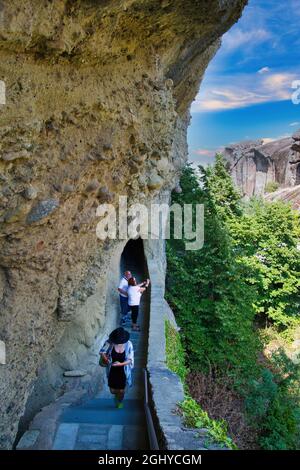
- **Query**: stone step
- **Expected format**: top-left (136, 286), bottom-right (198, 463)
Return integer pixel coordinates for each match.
top-left (61, 398), bottom-right (146, 427)
top-left (122, 425), bottom-right (148, 450)
top-left (53, 423), bottom-right (79, 450)
top-left (53, 260), bottom-right (150, 451)
top-left (53, 422), bottom-right (149, 450)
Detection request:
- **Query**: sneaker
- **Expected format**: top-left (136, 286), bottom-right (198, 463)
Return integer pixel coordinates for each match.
top-left (121, 314), bottom-right (131, 324)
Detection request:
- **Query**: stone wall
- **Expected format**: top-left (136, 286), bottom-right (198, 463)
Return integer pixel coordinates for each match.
top-left (16, 240), bottom-right (127, 444)
top-left (0, 0), bottom-right (247, 448)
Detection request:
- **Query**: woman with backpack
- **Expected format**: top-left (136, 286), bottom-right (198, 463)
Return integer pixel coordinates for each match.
top-left (99, 327), bottom-right (134, 409)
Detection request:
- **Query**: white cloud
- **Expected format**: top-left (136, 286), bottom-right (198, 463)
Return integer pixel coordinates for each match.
top-left (192, 71), bottom-right (298, 113)
top-left (258, 67), bottom-right (270, 74)
top-left (262, 134), bottom-right (291, 144)
top-left (192, 149), bottom-right (215, 157)
top-left (192, 87), bottom-right (268, 112)
top-left (222, 28), bottom-right (271, 52)
top-left (197, 88), bottom-right (269, 111)
top-left (290, 122), bottom-right (300, 127)
top-left (262, 73), bottom-right (295, 100)
top-left (290, 0), bottom-right (300, 17)
top-left (263, 73), bottom-right (295, 90)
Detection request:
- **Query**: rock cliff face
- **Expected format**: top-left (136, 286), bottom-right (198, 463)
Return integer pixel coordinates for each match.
top-left (264, 185), bottom-right (300, 211)
top-left (0, 0), bottom-right (247, 449)
top-left (223, 130), bottom-right (300, 196)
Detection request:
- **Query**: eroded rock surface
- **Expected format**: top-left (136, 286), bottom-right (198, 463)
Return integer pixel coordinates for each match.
top-left (0, 0), bottom-right (247, 448)
top-left (264, 185), bottom-right (300, 211)
top-left (223, 130), bottom-right (300, 196)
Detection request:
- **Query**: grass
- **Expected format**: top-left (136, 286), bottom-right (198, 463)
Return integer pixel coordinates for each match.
top-left (180, 397), bottom-right (237, 449)
top-left (265, 181), bottom-right (280, 193)
top-left (165, 320), bottom-right (187, 385)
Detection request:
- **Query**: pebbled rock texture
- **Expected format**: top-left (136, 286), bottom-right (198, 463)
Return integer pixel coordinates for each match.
top-left (0, 0), bottom-right (247, 448)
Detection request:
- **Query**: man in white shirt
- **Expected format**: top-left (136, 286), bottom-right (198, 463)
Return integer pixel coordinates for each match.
top-left (127, 277), bottom-right (150, 331)
top-left (117, 270), bottom-right (132, 325)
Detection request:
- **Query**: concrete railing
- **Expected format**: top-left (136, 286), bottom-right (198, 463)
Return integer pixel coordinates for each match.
top-left (146, 260), bottom-right (188, 449)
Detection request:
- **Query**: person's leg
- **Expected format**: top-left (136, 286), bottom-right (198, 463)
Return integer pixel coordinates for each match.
top-left (127, 303), bottom-right (132, 320)
top-left (131, 305), bottom-right (140, 330)
top-left (110, 388), bottom-right (125, 408)
top-left (110, 388), bottom-right (119, 407)
top-left (120, 296), bottom-right (129, 324)
top-left (125, 297), bottom-right (131, 320)
top-left (116, 389), bottom-right (125, 408)
top-left (116, 389), bottom-right (125, 402)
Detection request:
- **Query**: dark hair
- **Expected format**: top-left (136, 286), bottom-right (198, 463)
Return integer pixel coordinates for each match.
top-left (128, 277), bottom-right (136, 286)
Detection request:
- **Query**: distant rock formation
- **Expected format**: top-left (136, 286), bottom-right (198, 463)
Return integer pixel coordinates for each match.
top-left (223, 130), bottom-right (300, 197)
top-left (264, 185), bottom-right (300, 211)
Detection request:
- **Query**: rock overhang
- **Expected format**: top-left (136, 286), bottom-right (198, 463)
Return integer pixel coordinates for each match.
top-left (0, 0), bottom-right (248, 449)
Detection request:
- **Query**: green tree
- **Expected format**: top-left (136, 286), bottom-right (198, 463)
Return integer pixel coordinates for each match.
top-left (167, 163), bottom-right (259, 381)
top-left (245, 350), bottom-right (300, 449)
top-left (203, 153), bottom-right (242, 220)
top-left (166, 158), bottom-right (300, 449)
top-left (228, 197), bottom-right (300, 329)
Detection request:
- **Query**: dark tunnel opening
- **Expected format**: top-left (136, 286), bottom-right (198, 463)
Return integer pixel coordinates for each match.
top-left (120, 238), bottom-right (149, 284)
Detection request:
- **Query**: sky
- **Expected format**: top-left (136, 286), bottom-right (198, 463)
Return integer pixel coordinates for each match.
top-left (188, 0), bottom-right (300, 165)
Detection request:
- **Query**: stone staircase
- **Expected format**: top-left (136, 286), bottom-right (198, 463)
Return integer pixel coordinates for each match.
top-left (52, 247), bottom-right (150, 450)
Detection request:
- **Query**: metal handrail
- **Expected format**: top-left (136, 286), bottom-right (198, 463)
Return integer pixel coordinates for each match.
top-left (143, 368), bottom-right (159, 450)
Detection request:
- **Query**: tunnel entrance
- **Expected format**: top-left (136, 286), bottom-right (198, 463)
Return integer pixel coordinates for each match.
top-left (120, 238), bottom-right (149, 285)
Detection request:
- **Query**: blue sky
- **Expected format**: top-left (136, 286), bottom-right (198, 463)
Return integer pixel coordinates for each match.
top-left (188, 0), bottom-right (300, 165)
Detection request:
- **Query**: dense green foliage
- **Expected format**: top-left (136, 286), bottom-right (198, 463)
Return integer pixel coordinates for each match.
top-left (229, 198), bottom-right (300, 329)
top-left (165, 320), bottom-right (187, 385)
top-left (265, 181), bottom-right (280, 193)
top-left (167, 158), bottom-right (260, 381)
top-left (180, 397), bottom-right (237, 449)
top-left (165, 320), bottom-right (236, 449)
top-left (166, 156), bottom-right (300, 449)
top-left (245, 349), bottom-right (300, 449)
